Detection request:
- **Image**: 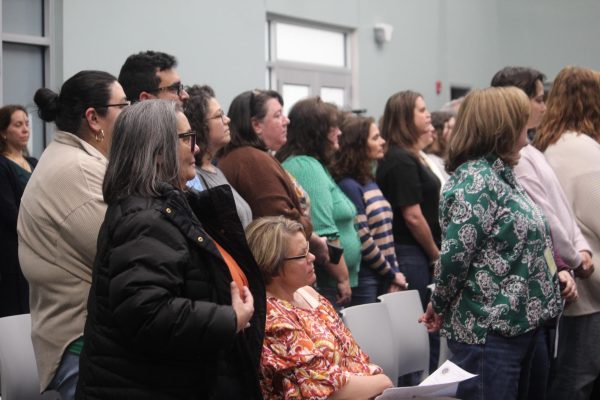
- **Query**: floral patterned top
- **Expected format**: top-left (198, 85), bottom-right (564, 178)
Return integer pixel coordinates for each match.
top-left (260, 289), bottom-right (382, 399)
top-left (431, 155), bottom-right (562, 344)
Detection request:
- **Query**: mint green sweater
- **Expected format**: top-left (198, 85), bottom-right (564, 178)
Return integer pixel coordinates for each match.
top-left (282, 155), bottom-right (361, 288)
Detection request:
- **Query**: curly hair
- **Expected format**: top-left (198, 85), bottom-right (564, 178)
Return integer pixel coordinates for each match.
top-left (276, 97), bottom-right (339, 167)
top-left (331, 114), bottom-right (376, 184)
top-left (183, 84), bottom-right (215, 163)
top-left (533, 66), bottom-right (600, 151)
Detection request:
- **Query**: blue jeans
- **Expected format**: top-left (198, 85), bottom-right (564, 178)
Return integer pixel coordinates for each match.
top-left (395, 244), bottom-right (439, 371)
top-left (448, 330), bottom-right (538, 400)
top-left (519, 328), bottom-right (550, 400)
top-left (548, 312), bottom-right (600, 400)
top-left (395, 244), bottom-right (430, 309)
top-left (350, 269), bottom-right (388, 306)
top-left (47, 351), bottom-right (79, 400)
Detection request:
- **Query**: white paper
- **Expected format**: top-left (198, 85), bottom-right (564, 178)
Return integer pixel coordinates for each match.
top-left (375, 360), bottom-right (476, 399)
top-left (420, 360), bottom-right (476, 386)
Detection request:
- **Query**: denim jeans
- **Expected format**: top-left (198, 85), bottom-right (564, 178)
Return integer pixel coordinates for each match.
top-left (448, 330), bottom-right (538, 400)
top-left (518, 328), bottom-right (550, 400)
top-left (47, 351), bottom-right (79, 400)
top-left (394, 244), bottom-right (431, 310)
top-left (350, 269), bottom-right (388, 306)
top-left (395, 244), bottom-right (438, 371)
top-left (548, 312), bottom-right (600, 400)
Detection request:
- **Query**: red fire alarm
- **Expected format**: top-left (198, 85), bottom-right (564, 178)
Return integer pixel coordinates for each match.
top-left (435, 80), bottom-right (442, 95)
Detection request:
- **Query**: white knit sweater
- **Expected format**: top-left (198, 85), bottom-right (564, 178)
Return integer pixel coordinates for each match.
top-left (544, 131), bottom-right (600, 316)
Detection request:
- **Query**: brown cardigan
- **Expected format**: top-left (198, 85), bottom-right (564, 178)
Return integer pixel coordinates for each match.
top-left (218, 146), bottom-right (312, 237)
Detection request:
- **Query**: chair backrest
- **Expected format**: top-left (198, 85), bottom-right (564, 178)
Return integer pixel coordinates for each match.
top-left (341, 302), bottom-right (399, 384)
top-left (378, 290), bottom-right (430, 381)
top-left (0, 314), bottom-right (61, 400)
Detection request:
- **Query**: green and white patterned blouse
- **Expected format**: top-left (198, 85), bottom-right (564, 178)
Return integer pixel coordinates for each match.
top-left (431, 155), bottom-right (562, 344)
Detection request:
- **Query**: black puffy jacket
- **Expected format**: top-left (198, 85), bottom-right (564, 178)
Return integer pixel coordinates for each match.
top-left (76, 184), bottom-right (266, 400)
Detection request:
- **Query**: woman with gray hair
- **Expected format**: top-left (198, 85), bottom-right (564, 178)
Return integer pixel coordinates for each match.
top-left (76, 100), bottom-right (265, 399)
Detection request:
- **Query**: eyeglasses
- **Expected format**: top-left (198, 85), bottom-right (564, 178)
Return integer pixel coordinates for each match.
top-left (91, 101), bottom-right (131, 110)
top-left (283, 246), bottom-right (310, 262)
top-left (207, 109), bottom-right (226, 123)
top-left (178, 130), bottom-right (198, 153)
top-left (149, 82), bottom-right (185, 97)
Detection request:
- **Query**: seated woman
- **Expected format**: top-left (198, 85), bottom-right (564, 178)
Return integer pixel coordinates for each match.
top-left (246, 216), bottom-right (393, 400)
top-left (76, 100), bottom-right (265, 399)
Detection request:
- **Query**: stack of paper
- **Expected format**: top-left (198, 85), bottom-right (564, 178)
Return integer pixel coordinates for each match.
top-left (375, 360), bottom-right (476, 399)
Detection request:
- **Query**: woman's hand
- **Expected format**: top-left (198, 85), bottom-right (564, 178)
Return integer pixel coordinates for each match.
top-left (418, 302), bottom-right (443, 332)
top-left (231, 281), bottom-right (254, 332)
top-left (329, 373), bottom-right (393, 400)
top-left (388, 272), bottom-right (408, 292)
top-left (574, 251), bottom-right (594, 279)
top-left (336, 279), bottom-right (352, 305)
top-left (558, 271), bottom-right (578, 303)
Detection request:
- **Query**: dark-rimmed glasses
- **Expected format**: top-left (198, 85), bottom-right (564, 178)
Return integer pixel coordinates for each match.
top-left (91, 101), bottom-right (131, 110)
top-left (178, 130), bottom-right (198, 153)
top-left (149, 82), bottom-right (185, 97)
top-left (283, 246), bottom-right (310, 262)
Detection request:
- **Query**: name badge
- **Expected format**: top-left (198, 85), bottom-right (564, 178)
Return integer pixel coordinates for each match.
top-left (544, 247), bottom-right (557, 276)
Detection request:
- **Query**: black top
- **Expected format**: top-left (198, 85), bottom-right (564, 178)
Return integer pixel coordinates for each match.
top-left (76, 184), bottom-right (265, 400)
top-left (0, 154), bottom-right (37, 317)
top-left (376, 145), bottom-right (441, 247)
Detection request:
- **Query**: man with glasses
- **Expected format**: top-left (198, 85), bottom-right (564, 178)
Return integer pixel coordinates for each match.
top-left (118, 50), bottom-right (203, 190)
top-left (118, 50), bottom-right (189, 104)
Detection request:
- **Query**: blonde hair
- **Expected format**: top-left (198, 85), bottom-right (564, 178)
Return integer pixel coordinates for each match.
top-left (534, 66), bottom-right (600, 151)
top-left (446, 86), bottom-right (530, 172)
top-left (245, 216), bottom-right (305, 284)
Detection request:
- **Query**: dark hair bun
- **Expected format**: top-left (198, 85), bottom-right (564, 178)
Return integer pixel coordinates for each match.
top-left (34, 88), bottom-right (60, 122)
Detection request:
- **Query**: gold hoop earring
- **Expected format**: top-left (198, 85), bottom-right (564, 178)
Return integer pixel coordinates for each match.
top-left (95, 129), bottom-right (105, 143)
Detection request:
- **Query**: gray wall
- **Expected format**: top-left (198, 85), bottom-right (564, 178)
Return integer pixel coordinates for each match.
top-left (59, 0), bottom-right (600, 119)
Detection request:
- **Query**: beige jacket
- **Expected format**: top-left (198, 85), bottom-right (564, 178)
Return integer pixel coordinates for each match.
top-left (17, 131), bottom-right (107, 390)
top-left (544, 132), bottom-right (600, 316)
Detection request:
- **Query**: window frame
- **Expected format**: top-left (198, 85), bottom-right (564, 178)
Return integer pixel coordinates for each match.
top-left (1, 0), bottom-right (55, 152)
top-left (266, 15), bottom-right (355, 111)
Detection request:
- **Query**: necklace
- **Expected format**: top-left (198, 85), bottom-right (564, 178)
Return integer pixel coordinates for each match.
top-left (4, 153), bottom-right (31, 172)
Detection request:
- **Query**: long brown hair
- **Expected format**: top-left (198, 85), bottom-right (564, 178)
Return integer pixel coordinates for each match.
top-left (276, 97), bottom-right (339, 167)
top-left (446, 87), bottom-right (530, 172)
top-left (533, 66), bottom-right (600, 151)
top-left (380, 90), bottom-right (422, 150)
top-left (331, 114), bottom-right (376, 184)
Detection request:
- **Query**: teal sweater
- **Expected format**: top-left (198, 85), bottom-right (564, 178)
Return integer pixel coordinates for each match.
top-left (282, 155), bottom-right (361, 288)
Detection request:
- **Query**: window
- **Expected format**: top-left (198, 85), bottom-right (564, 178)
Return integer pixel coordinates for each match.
top-left (1, 0), bottom-right (54, 157)
top-left (267, 18), bottom-right (353, 115)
